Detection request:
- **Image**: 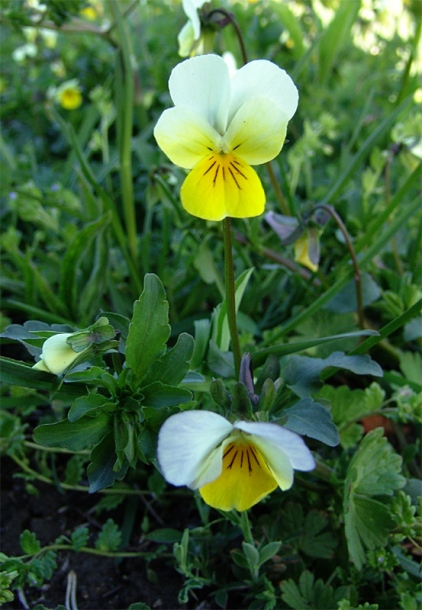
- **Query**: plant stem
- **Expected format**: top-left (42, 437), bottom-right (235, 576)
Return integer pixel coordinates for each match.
top-left (265, 160), bottom-right (291, 215)
top-left (314, 204), bottom-right (365, 330)
top-left (223, 218), bottom-right (242, 378)
top-left (240, 510), bottom-right (254, 545)
top-left (110, 0), bottom-right (138, 266)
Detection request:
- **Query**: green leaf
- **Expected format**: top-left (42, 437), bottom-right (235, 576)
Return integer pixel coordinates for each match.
top-left (253, 330), bottom-right (378, 367)
top-left (33, 413), bottom-right (111, 452)
top-left (71, 527), bottom-right (89, 551)
top-left (282, 352), bottom-right (382, 398)
top-left (318, 0), bottom-right (360, 81)
top-left (125, 274), bottom-right (171, 381)
top-left (95, 518), bottom-right (122, 552)
top-left (20, 530), bottom-right (41, 554)
top-left (142, 382), bottom-right (192, 408)
top-left (317, 383), bottom-right (385, 448)
top-left (258, 541), bottom-right (281, 566)
top-left (144, 333), bottom-right (194, 386)
top-left (324, 273), bottom-right (381, 314)
top-left (59, 214), bottom-right (111, 319)
top-left (87, 432), bottom-right (128, 493)
top-left (145, 529), bottom-right (183, 543)
top-left (282, 398), bottom-right (339, 447)
top-left (343, 429), bottom-right (406, 569)
top-left (190, 319), bottom-right (211, 369)
top-left (68, 393), bottom-right (115, 422)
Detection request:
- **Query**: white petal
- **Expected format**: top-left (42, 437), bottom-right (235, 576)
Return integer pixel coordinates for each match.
top-left (224, 97), bottom-right (289, 165)
top-left (154, 106), bottom-right (222, 169)
top-left (181, 0), bottom-right (203, 39)
top-left (169, 54), bottom-right (231, 134)
top-left (157, 410), bottom-right (233, 488)
top-left (32, 357), bottom-right (51, 373)
top-left (234, 421), bottom-right (315, 471)
top-left (178, 22), bottom-right (195, 58)
top-left (41, 333), bottom-right (78, 375)
top-left (229, 60), bottom-right (298, 124)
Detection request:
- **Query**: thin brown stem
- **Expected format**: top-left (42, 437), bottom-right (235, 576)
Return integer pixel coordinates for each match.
top-left (315, 204), bottom-right (365, 329)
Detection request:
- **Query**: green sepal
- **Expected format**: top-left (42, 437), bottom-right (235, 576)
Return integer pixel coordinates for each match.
top-left (210, 379), bottom-right (231, 409)
top-left (258, 378), bottom-right (276, 413)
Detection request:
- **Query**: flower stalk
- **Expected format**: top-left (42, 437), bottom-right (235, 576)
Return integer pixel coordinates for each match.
top-left (314, 203), bottom-right (364, 329)
top-left (223, 217), bottom-right (242, 379)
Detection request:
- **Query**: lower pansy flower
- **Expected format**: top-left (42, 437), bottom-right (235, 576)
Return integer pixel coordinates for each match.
top-left (157, 410), bottom-right (315, 511)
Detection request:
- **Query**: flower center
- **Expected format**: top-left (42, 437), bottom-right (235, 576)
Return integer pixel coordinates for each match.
top-left (222, 441), bottom-right (262, 474)
top-left (202, 152), bottom-right (249, 191)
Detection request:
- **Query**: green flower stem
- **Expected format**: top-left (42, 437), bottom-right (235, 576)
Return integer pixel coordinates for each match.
top-left (10, 454), bottom-right (148, 496)
top-left (239, 510), bottom-right (254, 546)
top-left (17, 543), bottom-right (171, 561)
top-left (314, 204), bottom-right (365, 330)
top-left (223, 218), bottom-right (242, 379)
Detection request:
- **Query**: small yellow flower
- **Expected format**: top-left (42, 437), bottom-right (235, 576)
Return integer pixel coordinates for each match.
top-left (57, 81), bottom-right (82, 110)
top-left (80, 6), bottom-right (98, 20)
top-left (294, 233), bottom-right (319, 273)
top-left (154, 54), bottom-right (298, 221)
top-left (157, 410), bottom-right (314, 511)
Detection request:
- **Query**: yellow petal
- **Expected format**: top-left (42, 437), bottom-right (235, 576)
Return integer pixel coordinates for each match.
top-left (199, 439), bottom-right (277, 511)
top-left (181, 152), bottom-right (265, 221)
top-left (294, 235), bottom-right (318, 272)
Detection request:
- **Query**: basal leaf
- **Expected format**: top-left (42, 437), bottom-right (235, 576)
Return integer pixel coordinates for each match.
top-left (282, 351), bottom-right (383, 397)
top-left (125, 274), bottom-right (171, 381)
top-left (141, 382), bottom-right (192, 408)
top-left (68, 393), bottom-right (116, 422)
top-left (33, 413), bottom-right (111, 452)
top-left (282, 398), bottom-right (339, 447)
top-left (95, 518), bottom-right (122, 552)
top-left (87, 432), bottom-right (129, 493)
top-left (144, 332), bottom-right (194, 387)
top-left (343, 429), bottom-right (406, 569)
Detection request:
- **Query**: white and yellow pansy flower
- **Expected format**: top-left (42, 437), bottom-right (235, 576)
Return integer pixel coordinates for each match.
top-left (157, 410), bottom-right (314, 511)
top-left (178, 0), bottom-right (207, 57)
top-left (154, 54), bottom-right (298, 221)
top-left (33, 333), bottom-right (86, 375)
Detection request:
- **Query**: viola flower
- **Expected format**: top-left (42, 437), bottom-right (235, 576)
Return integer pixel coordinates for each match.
top-left (178, 0), bottom-right (207, 57)
top-left (157, 410), bottom-right (314, 511)
top-left (33, 333), bottom-right (87, 375)
top-left (154, 54), bottom-right (298, 221)
top-left (294, 231), bottom-right (319, 272)
top-left (56, 80), bottom-right (83, 110)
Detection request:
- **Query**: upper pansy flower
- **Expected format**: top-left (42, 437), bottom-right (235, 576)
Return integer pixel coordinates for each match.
top-left (154, 54), bottom-right (298, 221)
top-left (157, 410), bottom-right (314, 511)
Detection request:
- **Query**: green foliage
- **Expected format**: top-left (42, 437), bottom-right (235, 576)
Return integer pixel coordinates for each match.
top-left (95, 518), bottom-right (122, 552)
top-left (280, 570), bottom-right (350, 609)
top-left (343, 429), bottom-right (406, 569)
